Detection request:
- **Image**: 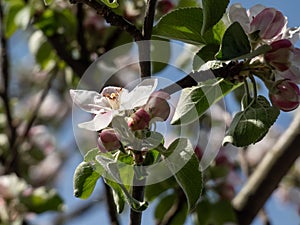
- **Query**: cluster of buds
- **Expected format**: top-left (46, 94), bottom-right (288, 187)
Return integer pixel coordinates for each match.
top-left (128, 91), bottom-right (170, 131)
top-left (229, 4), bottom-right (300, 112)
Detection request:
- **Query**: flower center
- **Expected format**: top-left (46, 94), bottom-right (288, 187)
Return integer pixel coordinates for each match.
top-left (103, 88), bottom-right (122, 110)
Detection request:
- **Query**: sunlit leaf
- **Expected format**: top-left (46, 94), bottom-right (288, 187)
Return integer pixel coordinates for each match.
top-left (223, 95), bottom-right (280, 147)
top-left (73, 162), bottom-right (101, 199)
top-left (171, 78), bottom-right (241, 125)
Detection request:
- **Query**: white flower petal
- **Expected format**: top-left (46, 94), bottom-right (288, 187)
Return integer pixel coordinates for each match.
top-left (121, 78), bottom-right (158, 109)
top-left (78, 111), bottom-right (113, 131)
top-left (248, 4), bottom-right (265, 18)
top-left (229, 3), bottom-right (250, 33)
top-left (281, 27), bottom-right (300, 44)
top-left (70, 89), bottom-right (108, 113)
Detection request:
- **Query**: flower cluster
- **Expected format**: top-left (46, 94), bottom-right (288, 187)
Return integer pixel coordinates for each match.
top-left (70, 79), bottom-right (170, 153)
top-left (229, 4), bottom-right (300, 111)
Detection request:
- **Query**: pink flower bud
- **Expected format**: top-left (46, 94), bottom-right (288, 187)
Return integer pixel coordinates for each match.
top-left (144, 91), bottom-right (170, 121)
top-left (250, 8), bottom-right (286, 40)
top-left (265, 39), bottom-right (293, 71)
top-left (97, 128), bottom-right (121, 152)
top-left (270, 80), bottom-right (300, 112)
top-left (157, 0), bottom-right (174, 14)
top-left (128, 108), bottom-right (151, 131)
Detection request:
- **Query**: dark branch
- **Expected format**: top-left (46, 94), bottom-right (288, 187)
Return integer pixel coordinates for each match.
top-left (70, 0), bottom-right (142, 41)
top-left (232, 109), bottom-right (300, 225)
top-left (0, 1), bottom-right (16, 147)
top-left (138, 0), bottom-right (157, 78)
top-left (47, 34), bottom-right (89, 76)
top-left (129, 169), bottom-right (146, 225)
top-left (76, 3), bottom-right (90, 61)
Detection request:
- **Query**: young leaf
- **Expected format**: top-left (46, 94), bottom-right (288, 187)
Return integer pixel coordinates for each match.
top-left (163, 138), bottom-right (202, 211)
top-left (153, 8), bottom-right (225, 45)
top-left (84, 148), bottom-right (100, 162)
top-left (223, 95), bottom-right (280, 147)
top-left (201, 0), bottom-right (229, 35)
top-left (171, 78), bottom-right (241, 125)
top-left (97, 0), bottom-right (119, 8)
top-left (20, 187), bottom-right (63, 213)
top-left (73, 162), bottom-right (101, 199)
top-left (104, 178), bottom-right (126, 213)
top-left (145, 176), bottom-right (177, 202)
top-left (216, 22), bottom-right (251, 60)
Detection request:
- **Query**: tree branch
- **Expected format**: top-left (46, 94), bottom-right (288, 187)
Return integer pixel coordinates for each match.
top-left (0, 1), bottom-right (16, 147)
top-left (130, 168), bottom-right (146, 225)
top-left (138, 0), bottom-right (157, 78)
top-left (76, 3), bottom-right (90, 61)
top-left (232, 109), bottom-right (300, 225)
top-left (70, 0), bottom-right (142, 41)
top-left (47, 34), bottom-right (89, 76)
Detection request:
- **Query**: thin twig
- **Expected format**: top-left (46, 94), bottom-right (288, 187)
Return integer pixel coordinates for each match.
top-left (21, 71), bottom-right (57, 139)
top-left (0, 1), bottom-right (16, 147)
top-left (232, 109), bottom-right (300, 225)
top-left (52, 199), bottom-right (103, 225)
top-left (5, 70), bottom-right (57, 174)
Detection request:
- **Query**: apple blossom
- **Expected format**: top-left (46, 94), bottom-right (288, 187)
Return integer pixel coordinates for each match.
top-left (229, 4), bottom-right (286, 41)
top-left (70, 79), bottom-right (157, 131)
top-left (269, 80), bottom-right (300, 111)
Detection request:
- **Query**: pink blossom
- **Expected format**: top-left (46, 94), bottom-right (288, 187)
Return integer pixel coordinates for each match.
top-left (229, 4), bottom-right (286, 41)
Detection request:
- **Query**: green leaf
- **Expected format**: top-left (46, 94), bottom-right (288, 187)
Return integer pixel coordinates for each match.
top-left (95, 154), bottom-right (148, 212)
top-left (73, 162), bottom-right (101, 199)
top-left (104, 178), bottom-right (126, 213)
top-left (99, 0), bottom-right (119, 8)
top-left (223, 95), bottom-right (280, 147)
top-left (163, 138), bottom-right (202, 211)
top-left (195, 199), bottom-right (236, 225)
top-left (153, 8), bottom-right (225, 45)
top-left (193, 44), bottom-right (220, 71)
top-left (43, 0), bottom-right (53, 5)
top-left (4, 0), bottom-right (24, 37)
top-left (171, 78), bottom-right (242, 125)
top-left (20, 187), bottom-right (63, 213)
top-left (84, 148), bottom-right (100, 162)
top-left (145, 176), bottom-right (177, 202)
top-left (177, 0), bottom-right (199, 8)
top-left (229, 44), bottom-right (272, 61)
top-left (201, 0), bottom-right (229, 35)
top-left (155, 193), bottom-right (177, 221)
top-left (216, 22), bottom-right (251, 60)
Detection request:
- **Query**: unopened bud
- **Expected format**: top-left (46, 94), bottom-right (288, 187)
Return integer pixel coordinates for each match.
top-left (145, 91), bottom-right (170, 121)
top-left (269, 79), bottom-right (300, 111)
top-left (265, 39), bottom-right (293, 71)
top-left (128, 108), bottom-right (151, 131)
top-left (97, 128), bottom-right (121, 152)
